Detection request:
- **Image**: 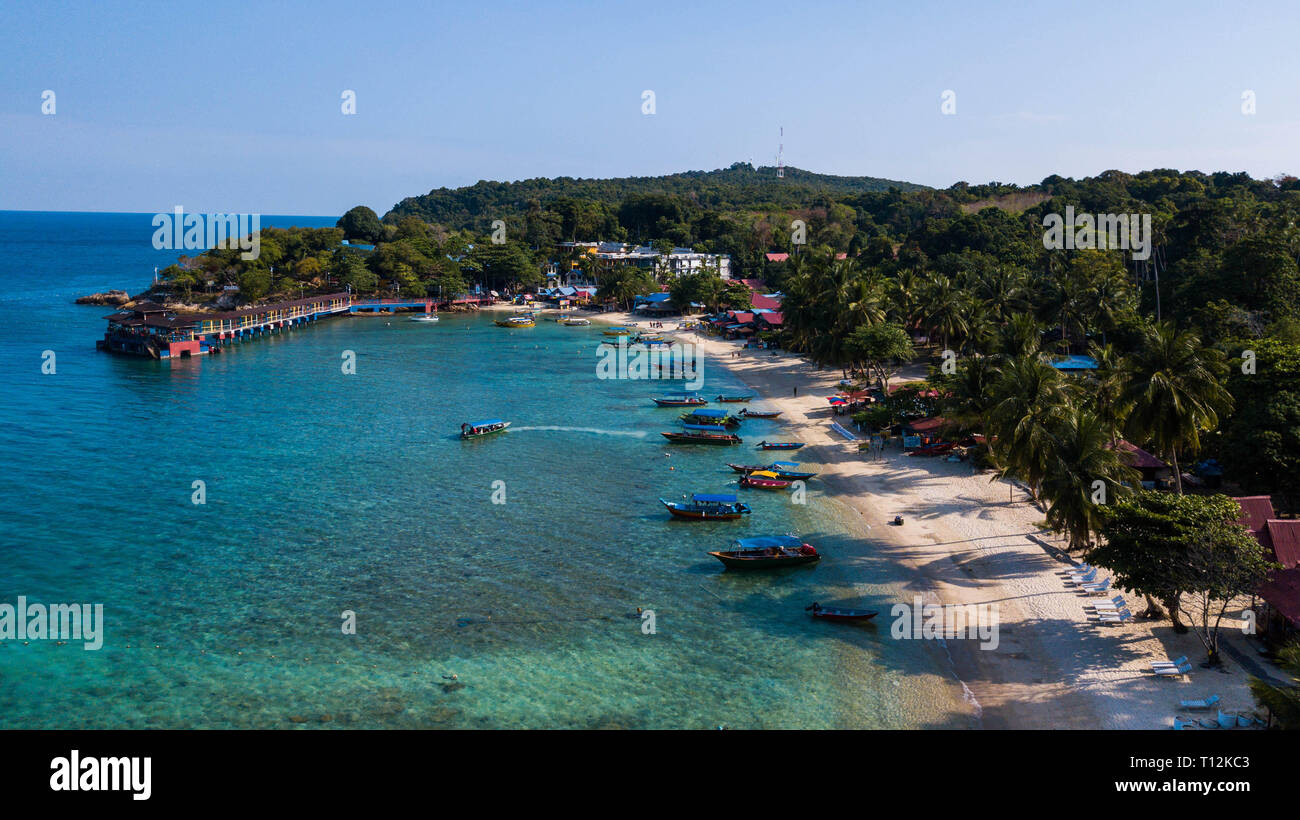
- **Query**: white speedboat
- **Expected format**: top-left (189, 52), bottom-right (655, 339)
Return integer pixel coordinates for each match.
top-left (410, 314), bottom-right (440, 323)
top-left (564, 317), bottom-right (591, 326)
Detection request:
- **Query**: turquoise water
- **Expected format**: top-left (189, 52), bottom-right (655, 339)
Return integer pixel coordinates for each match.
top-left (0, 212), bottom-right (972, 728)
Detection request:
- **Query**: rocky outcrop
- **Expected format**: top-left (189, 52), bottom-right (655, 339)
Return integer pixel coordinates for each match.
top-left (76, 289), bottom-right (131, 306)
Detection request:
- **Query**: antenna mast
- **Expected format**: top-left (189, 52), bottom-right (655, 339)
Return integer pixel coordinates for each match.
top-left (776, 126), bottom-right (785, 178)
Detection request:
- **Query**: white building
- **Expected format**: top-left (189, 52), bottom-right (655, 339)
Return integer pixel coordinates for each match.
top-left (555, 242), bottom-right (731, 282)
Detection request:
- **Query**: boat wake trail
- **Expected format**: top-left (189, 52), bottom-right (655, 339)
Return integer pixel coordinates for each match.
top-left (512, 426), bottom-right (648, 438)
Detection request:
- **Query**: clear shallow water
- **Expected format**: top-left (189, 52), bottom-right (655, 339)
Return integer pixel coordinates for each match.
top-left (0, 211), bottom-right (972, 729)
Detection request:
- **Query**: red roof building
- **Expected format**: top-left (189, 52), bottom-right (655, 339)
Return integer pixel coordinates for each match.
top-left (750, 293), bottom-right (783, 311)
top-left (1234, 495), bottom-right (1300, 633)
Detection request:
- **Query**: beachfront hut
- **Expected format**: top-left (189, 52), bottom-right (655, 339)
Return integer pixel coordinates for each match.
top-left (902, 416), bottom-right (947, 447)
top-left (634, 292), bottom-right (677, 316)
top-left (1111, 440), bottom-right (1172, 489)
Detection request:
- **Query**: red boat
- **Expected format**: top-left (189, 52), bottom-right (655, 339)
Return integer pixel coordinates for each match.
top-left (739, 471), bottom-right (792, 490)
top-left (806, 603), bottom-right (878, 622)
top-left (909, 441), bottom-right (955, 457)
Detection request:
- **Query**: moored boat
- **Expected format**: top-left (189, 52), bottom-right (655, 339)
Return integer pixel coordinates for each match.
top-left (739, 470), bottom-right (792, 490)
top-left (708, 535), bottom-right (820, 569)
top-left (716, 395), bottom-right (753, 403)
top-left (409, 313), bottom-right (440, 322)
top-left (653, 394), bottom-right (708, 407)
top-left (661, 431), bottom-right (743, 445)
top-left (727, 462), bottom-right (768, 474)
top-left (460, 419), bottom-right (510, 439)
top-left (764, 461), bottom-right (817, 480)
top-left (680, 408), bottom-right (741, 428)
top-left (660, 493), bottom-right (752, 520)
top-left (740, 408), bottom-right (782, 419)
top-left (564, 317), bottom-right (591, 326)
top-left (603, 326), bottom-right (634, 337)
top-left (757, 441), bottom-right (805, 450)
top-left (806, 602), bottom-right (878, 621)
top-left (495, 316), bottom-right (535, 328)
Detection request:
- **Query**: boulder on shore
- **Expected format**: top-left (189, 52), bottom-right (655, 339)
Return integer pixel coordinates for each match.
top-left (76, 289), bottom-right (131, 306)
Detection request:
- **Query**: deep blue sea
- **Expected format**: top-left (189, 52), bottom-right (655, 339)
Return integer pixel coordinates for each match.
top-left (0, 211), bottom-right (970, 728)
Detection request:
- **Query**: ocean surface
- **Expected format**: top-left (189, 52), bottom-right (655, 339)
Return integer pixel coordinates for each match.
top-left (0, 211), bottom-right (973, 729)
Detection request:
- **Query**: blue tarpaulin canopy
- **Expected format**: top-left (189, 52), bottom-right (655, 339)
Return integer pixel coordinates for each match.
top-left (693, 493), bottom-right (738, 503)
top-left (736, 535), bottom-right (803, 549)
top-left (1050, 355), bottom-right (1098, 371)
top-left (688, 408), bottom-right (728, 418)
top-left (769, 461), bottom-right (800, 469)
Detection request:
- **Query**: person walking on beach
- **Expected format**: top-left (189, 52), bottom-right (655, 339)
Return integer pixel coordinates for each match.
top-left (793, 386), bottom-right (798, 397)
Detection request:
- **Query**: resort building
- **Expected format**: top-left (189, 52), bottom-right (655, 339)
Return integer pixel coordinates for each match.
top-left (555, 242), bottom-right (731, 280)
top-left (1234, 495), bottom-right (1300, 641)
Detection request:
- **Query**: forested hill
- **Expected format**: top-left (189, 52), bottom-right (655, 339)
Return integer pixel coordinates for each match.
top-left (384, 162), bottom-right (929, 229)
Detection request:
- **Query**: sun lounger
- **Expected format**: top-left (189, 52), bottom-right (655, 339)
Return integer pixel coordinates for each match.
top-left (1152, 655), bottom-right (1189, 668)
top-left (1067, 569), bottom-right (1098, 585)
top-left (1080, 578), bottom-right (1112, 594)
top-left (1154, 662), bottom-right (1194, 677)
top-left (1178, 695), bottom-right (1220, 710)
top-left (1172, 716), bottom-right (1199, 730)
top-left (1216, 710), bottom-right (1237, 729)
top-left (1235, 712), bottom-right (1266, 728)
top-left (1098, 608), bottom-right (1133, 624)
top-left (1090, 595), bottom-right (1126, 610)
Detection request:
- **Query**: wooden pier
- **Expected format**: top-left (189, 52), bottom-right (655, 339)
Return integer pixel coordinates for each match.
top-left (99, 292), bottom-right (495, 359)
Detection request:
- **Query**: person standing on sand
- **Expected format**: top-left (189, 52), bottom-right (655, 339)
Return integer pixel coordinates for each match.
top-left (793, 386), bottom-right (797, 397)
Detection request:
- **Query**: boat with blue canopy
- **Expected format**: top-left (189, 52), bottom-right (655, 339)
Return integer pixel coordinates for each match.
top-left (660, 493), bottom-right (752, 520)
top-left (708, 535), bottom-right (820, 569)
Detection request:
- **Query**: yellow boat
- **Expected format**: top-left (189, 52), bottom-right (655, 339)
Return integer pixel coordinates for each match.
top-left (603, 326), bottom-right (634, 336)
top-left (495, 316), bottom-right (535, 328)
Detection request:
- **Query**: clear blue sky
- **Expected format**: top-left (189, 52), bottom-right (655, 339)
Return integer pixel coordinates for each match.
top-left (2, 0), bottom-right (1297, 215)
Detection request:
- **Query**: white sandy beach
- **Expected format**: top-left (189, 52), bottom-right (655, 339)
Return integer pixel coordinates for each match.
top-left (577, 307), bottom-right (1274, 730)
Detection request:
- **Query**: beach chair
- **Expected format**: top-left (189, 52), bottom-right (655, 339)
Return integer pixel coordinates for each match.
top-left (1090, 595), bottom-right (1126, 610)
top-left (1152, 655), bottom-right (1189, 669)
top-left (1154, 662), bottom-right (1194, 678)
top-left (1067, 568), bottom-right (1098, 585)
top-left (1216, 710), bottom-right (1238, 729)
top-left (1178, 695), bottom-right (1220, 710)
top-left (1172, 716), bottom-right (1199, 730)
top-left (1235, 712), bottom-right (1266, 728)
top-left (1098, 608), bottom-right (1133, 624)
top-left (1080, 578), bottom-right (1112, 595)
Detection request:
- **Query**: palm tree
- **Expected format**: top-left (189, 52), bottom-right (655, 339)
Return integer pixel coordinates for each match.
top-left (974, 266), bottom-right (1030, 327)
top-left (995, 312), bottom-right (1043, 359)
top-left (1117, 322), bottom-right (1234, 494)
top-left (986, 355), bottom-right (1076, 498)
top-left (920, 274), bottom-right (971, 352)
top-left (941, 355), bottom-right (1001, 437)
top-left (1084, 342), bottom-right (1127, 440)
top-left (1039, 407), bottom-right (1139, 551)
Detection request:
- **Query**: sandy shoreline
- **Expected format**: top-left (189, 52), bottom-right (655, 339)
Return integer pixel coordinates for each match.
top-left (570, 306), bottom-right (1267, 730)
